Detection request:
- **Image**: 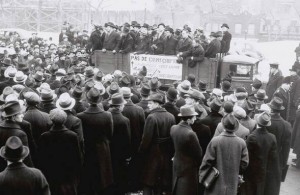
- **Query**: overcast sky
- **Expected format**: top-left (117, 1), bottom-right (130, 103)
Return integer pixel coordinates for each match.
top-left (89, 0), bottom-right (155, 11)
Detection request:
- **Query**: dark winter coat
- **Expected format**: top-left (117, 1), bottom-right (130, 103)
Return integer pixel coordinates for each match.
top-left (87, 30), bottom-right (105, 51)
top-left (214, 122), bottom-right (250, 140)
top-left (289, 76), bottom-right (300, 123)
top-left (199, 132), bottom-right (249, 195)
top-left (109, 108), bottom-right (131, 193)
top-left (292, 109), bottom-right (300, 155)
top-left (39, 102), bottom-right (56, 114)
top-left (181, 45), bottom-right (205, 67)
top-left (273, 87), bottom-right (290, 120)
top-left (118, 33), bottom-right (134, 53)
top-left (162, 102), bottom-right (181, 124)
top-left (242, 127), bottom-right (281, 195)
top-left (266, 113), bottom-right (292, 176)
top-left (23, 106), bottom-right (52, 144)
top-left (135, 35), bottom-right (150, 54)
top-left (77, 105), bottom-right (114, 192)
top-left (171, 121), bottom-right (202, 195)
top-left (205, 39), bottom-right (221, 58)
top-left (0, 120), bottom-right (33, 171)
top-left (176, 37), bottom-right (193, 54)
top-left (0, 162), bottom-right (50, 195)
top-left (139, 107), bottom-right (176, 189)
top-left (200, 111), bottom-right (223, 137)
top-left (38, 125), bottom-right (82, 195)
top-left (266, 71), bottom-right (283, 102)
top-left (163, 35), bottom-right (178, 55)
top-left (221, 31), bottom-right (232, 53)
top-left (103, 31), bottom-right (121, 51)
top-left (191, 119), bottom-right (211, 155)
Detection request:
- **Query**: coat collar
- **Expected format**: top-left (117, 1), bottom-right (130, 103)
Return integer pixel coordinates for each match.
top-left (0, 120), bottom-right (22, 130)
top-left (6, 162), bottom-right (27, 170)
top-left (125, 100), bottom-right (134, 106)
top-left (220, 131), bottom-right (237, 137)
top-left (178, 121), bottom-right (191, 129)
top-left (84, 105), bottom-right (104, 114)
top-left (50, 125), bottom-right (68, 132)
top-left (149, 107), bottom-right (167, 114)
top-left (270, 113), bottom-right (283, 120)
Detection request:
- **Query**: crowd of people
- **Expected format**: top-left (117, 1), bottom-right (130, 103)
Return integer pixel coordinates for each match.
top-left (0, 20), bottom-right (298, 195)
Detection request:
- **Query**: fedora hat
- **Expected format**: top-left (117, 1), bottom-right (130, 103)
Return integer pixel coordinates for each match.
top-left (94, 82), bottom-right (106, 95)
top-left (255, 112), bottom-right (271, 127)
top-left (185, 89), bottom-right (205, 101)
top-left (268, 97), bottom-right (285, 111)
top-left (221, 23), bottom-right (229, 29)
top-left (0, 87), bottom-right (15, 102)
top-left (166, 87), bottom-right (178, 101)
top-left (94, 71), bottom-right (104, 82)
top-left (4, 66), bottom-right (17, 78)
top-left (177, 80), bottom-right (191, 93)
top-left (178, 105), bottom-right (198, 117)
top-left (13, 71), bottom-right (27, 83)
top-left (289, 65), bottom-right (298, 72)
top-left (210, 98), bottom-right (222, 112)
top-left (72, 86), bottom-right (83, 100)
top-left (270, 62), bottom-right (279, 69)
top-left (109, 93), bottom-right (127, 106)
top-left (0, 136), bottom-right (29, 161)
top-left (254, 89), bottom-right (268, 100)
top-left (106, 82), bottom-right (120, 95)
top-left (147, 93), bottom-right (164, 104)
top-left (84, 67), bottom-right (94, 77)
top-left (55, 68), bottom-right (66, 77)
top-left (120, 75), bottom-right (131, 87)
top-left (251, 78), bottom-right (262, 89)
top-left (24, 92), bottom-right (40, 105)
top-left (233, 106), bottom-right (246, 119)
top-left (2, 58), bottom-right (13, 67)
top-left (139, 84), bottom-right (151, 96)
top-left (198, 80), bottom-right (207, 91)
top-left (149, 77), bottom-right (161, 90)
top-left (37, 83), bottom-right (51, 93)
top-left (121, 87), bottom-right (133, 98)
top-left (33, 71), bottom-right (44, 82)
top-left (105, 22), bottom-right (115, 28)
top-left (86, 87), bottom-right (101, 104)
top-left (40, 89), bottom-right (57, 102)
top-left (2, 101), bottom-right (22, 118)
top-left (56, 92), bottom-right (76, 110)
top-left (222, 113), bottom-right (239, 132)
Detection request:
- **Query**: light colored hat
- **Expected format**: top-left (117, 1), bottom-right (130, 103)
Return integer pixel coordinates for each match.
top-left (211, 88), bottom-right (223, 99)
top-left (56, 92), bottom-right (76, 110)
top-left (94, 81), bottom-right (105, 95)
top-left (37, 83), bottom-right (51, 93)
top-left (13, 71), bottom-right (27, 83)
top-left (233, 106), bottom-right (246, 119)
top-left (259, 104), bottom-right (271, 114)
top-left (178, 104), bottom-right (198, 117)
top-left (177, 80), bottom-right (191, 93)
top-left (4, 66), bottom-right (17, 78)
top-left (121, 87), bottom-right (133, 98)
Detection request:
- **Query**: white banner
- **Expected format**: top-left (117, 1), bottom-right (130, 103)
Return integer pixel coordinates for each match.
top-left (130, 54), bottom-right (182, 80)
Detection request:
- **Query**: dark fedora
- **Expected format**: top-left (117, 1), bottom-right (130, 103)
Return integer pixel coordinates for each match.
top-left (106, 82), bottom-right (120, 95)
top-left (142, 23), bottom-right (150, 29)
top-left (72, 86), bottom-right (83, 100)
top-left (198, 80), bottom-right (207, 91)
top-left (109, 93), bottom-right (127, 106)
top-left (222, 81), bottom-right (231, 92)
top-left (255, 112), bottom-right (271, 127)
top-left (84, 81), bottom-right (94, 92)
top-left (213, 31), bottom-right (222, 37)
top-left (2, 101), bottom-right (22, 118)
top-left (251, 78), bottom-right (262, 89)
top-left (178, 105), bottom-right (198, 117)
top-left (2, 58), bottom-right (13, 67)
top-left (268, 97), bottom-right (285, 111)
top-left (120, 75), bottom-right (131, 87)
top-left (221, 23), bottom-right (229, 29)
top-left (94, 71), bottom-right (104, 82)
top-left (254, 89), bottom-right (268, 100)
top-left (33, 71), bottom-right (44, 82)
top-left (165, 26), bottom-right (174, 34)
top-left (105, 22), bottom-right (115, 28)
top-left (86, 87), bottom-right (101, 104)
top-left (147, 93), bottom-right (164, 104)
top-left (210, 98), bottom-right (222, 112)
top-left (166, 87), bottom-right (178, 101)
top-left (222, 113), bottom-right (239, 132)
top-left (289, 65), bottom-right (298, 72)
top-left (0, 136), bottom-right (29, 161)
top-left (139, 84), bottom-right (151, 96)
top-left (149, 77), bottom-right (161, 90)
top-left (270, 62), bottom-right (279, 69)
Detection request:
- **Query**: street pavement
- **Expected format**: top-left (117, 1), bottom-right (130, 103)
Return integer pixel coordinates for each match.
top-left (280, 151), bottom-right (300, 195)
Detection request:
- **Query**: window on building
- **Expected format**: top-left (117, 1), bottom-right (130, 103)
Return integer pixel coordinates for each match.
top-left (235, 24), bottom-right (242, 34)
top-left (248, 24), bottom-right (255, 35)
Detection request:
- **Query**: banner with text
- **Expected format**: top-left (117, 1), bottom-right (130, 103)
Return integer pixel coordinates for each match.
top-left (130, 54), bottom-right (182, 80)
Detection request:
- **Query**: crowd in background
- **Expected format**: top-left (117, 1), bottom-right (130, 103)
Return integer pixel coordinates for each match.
top-left (0, 21), bottom-right (298, 195)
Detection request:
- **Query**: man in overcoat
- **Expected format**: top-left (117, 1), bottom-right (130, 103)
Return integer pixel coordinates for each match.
top-left (38, 108), bottom-right (82, 195)
top-left (242, 112), bottom-right (281, 195)
top-left (199, 113), bottom-right (249, 195)
top-left (170, 105), bottom-right (202, 195)
top-left (291, 105), bottom-right (300, 168)
top-left (289, 65), bottom-right (300, 124)
top-left (176, 29), bottom-right (193, 54)
top-left (266, 97), bottom-right (292, 180)
top-left (220, 23), bottom-right (232, 55)
top-left (139, 93), bottom-right (176, 195)
top-left (121, 87), bottom-right (145, 191)
top-left (0, 136), bottom-right (50, 195)
top-left (266, 63), bottom-right (283, 102)
top-left (118, 27), bottom-right (134, 54)
top-left (102, 22), bottom-right (121, 53)
top-left (163, 27), bottom-right (178, 55)
top-left (205, 32), bottom-right (222, 58)
top-left (77, 87), bottom-right (114, 194)
top-left (108, 93), bottom-right (131, 194)
top-left (0, 101), bottom-right (33, 171)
